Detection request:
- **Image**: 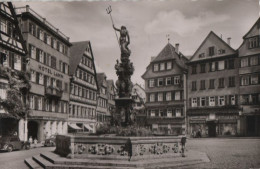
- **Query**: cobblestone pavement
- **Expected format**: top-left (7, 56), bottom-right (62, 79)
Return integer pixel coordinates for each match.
top-left (0, 138), bottom-right (259, 169)
top-left (178, 138), bottom-right (260, 169)
top-left (0, 146), bottom-right (54, 169)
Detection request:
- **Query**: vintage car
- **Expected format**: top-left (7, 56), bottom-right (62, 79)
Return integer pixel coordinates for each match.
top-left (44, 135), bottom-right (56, 147)
top-left (0, 136), bottom-right (30, 152)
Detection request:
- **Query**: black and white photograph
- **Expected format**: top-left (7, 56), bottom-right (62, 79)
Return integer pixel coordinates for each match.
top-left (0, 0), bottom-right (259, 168)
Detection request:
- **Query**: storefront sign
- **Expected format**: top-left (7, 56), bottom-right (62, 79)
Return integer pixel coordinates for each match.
top-left (38, 65), bottom-right (63, 78)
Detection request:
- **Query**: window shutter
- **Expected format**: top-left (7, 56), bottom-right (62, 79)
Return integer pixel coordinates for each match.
top-left (206, 96), bottom-right (209, 106)
top-left (42, 99), bottom-right (45, 111)
top-left (29, 23), bottom-right (32, 33)
top-left (172, 91), bottom-right (175, 101)
top-left (215, 96), bottom-right (218, 106)
top-left (55, 101), bottom-right (58, 112)
top-left (209, 63), bottom-right (212, 72)
top-left (36, 49), bottom-right (39, 61)
top-left (36, 72), bottom-right (39, 84)
top-left (61, 102), bottom-right (64, 113)
top-left (189, 98), bottom-right (191, 107)
top-left (197, 97), bottom-right (200, 106)
top-left (215, 62), bottom-right (219, 71)
top-left (44, 52), bottom-right (46, 64)
top-left (29, 44), bottom-right (32, 57)
top-left (34, 96), bottom-right (38, 110)
top-left (37, 28), bottom-right (40, 38)
top-left (154, 78), bottom-right (157, 87)
top-left (235, 94), bottom-right (238, 105)
top-left (225, 95), bottom-right (228, 105)
top-left (225, 60), bottom-right (228, 69)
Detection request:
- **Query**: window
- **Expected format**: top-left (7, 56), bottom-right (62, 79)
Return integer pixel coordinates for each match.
top-left (176, 109), bottom-right (181, 117)
top-left (0, 82), bottom-right (7, 100)
top-left (51, 56), bottom-right (56, 69)
top-left (192, 65), bottom-right (197, 74)
top-left (219, 96), bottom-right (225, 106)
top-left (218, 49), bottom-right (225, 55)
top-left (29, 22), bottom-right (36, 36)
top-left (231, 95), bottom-right (235, 105)
top-left (248, 37), bottom-right (259, 49)
top-left (250, 56), bottom-right (259, 66)
top-left (46, 34), bottom-right (51, 45)
top-left (201, 97), bottom-right (206, 106)
top-left (30, 95), bottom-right (34, 109)
top-left (209, 62), bottom-right (215, 72)
top-left (241, 76), bottom-right (250, 86)
top-left (39, 29), bottom-right (44, 41)
top-left (209, 79), bottom-right (215, 89)
top-left (174, 76), bottom-right (180, 85)
top-left (175, 91), bottom-right (180, 100)
top-left (158, 93), bottom-right (163, 101)
top-left (209, 97), bottom-right (215, 106)
top-left (200, 64), bottom-right (206, 73)
top-left (167, 109), bottom-right (172, 117)
top-left (150, 94), bottom-right (155, 102)
top-left (158, 78), bottom-right (163, 86)
top-left (14, 55), bottom-right (21, 71)
top-left (166, 92), bottom-right (172, 101)
top-left (241, 57), bottom-right (248, 67)
top-left (229, 76), bottom-right (235, 87)
top-left (209, 46), bottom-right (215, 56)
top-left (228, 59), bottom-right (235, 69)
top-left (39, 50), bottom-right (44, 63)
top-left (167, 61), bottom-right (172, 70)
top-left (30, 45), bottom-right (36, 59)
top-left (0, 19), bottom-right (7, 33)
top-left (192, 81), bottom-right (197, 91)
top-left (149, 79), bottom-right (155, 87)
top-left (218, 78), bottom-right (224, 88)
top-left (150, 110), bottom-right (155, 117)
top-left (192, 98), bottom-right (197, 107)
top-left (38, 97), bottom-right (42, 110)
top-left (31, 70), bottom-right (36, 82)
top-left (160, 63), bottom-right (165, 71)
top-left (218, 60), bottom-right (225, 70)
top-left (251, 74), bottom-right (259, 85)
top-left (39, 73), bottom-right (44, 85)
top-left (200, 80), bottom-right (206, 90)
top-left (166, 77), bottom-right (172, 85)
top-left (199, 53), bottom-right (205, 58)
top-left (154, 64), bottom-right (159, 71)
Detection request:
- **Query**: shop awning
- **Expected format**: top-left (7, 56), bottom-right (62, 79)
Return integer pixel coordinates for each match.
top-left (84, 124), bottom-right (93, 131)
top-left (68, 123), bottom-right (82, 130)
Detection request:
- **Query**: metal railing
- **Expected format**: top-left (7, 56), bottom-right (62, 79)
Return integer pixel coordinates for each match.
top-left (15, 5), bottom-right (70, 41)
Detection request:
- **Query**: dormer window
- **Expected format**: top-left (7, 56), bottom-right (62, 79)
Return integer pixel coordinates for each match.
top-left (199, 53), bottom-right (205, 58)
top-left (218, 49), bottom-right (225, 55)
top-left (166, 61), bottom-right (172, 70)
top-left (160, 63), bottom-right (165, 71)
top-left (154, 64), bottom-right (158, 71)
top-left (209, 46), bottom-right (215, 56)
top-left (248, 37), bottom-right (259, 49)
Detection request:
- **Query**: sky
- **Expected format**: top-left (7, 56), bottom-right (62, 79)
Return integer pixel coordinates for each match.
top-left (13, 0), bottom-right (259, 87)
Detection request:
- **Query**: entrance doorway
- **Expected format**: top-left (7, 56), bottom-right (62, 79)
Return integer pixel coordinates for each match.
top-left (247, 116), bottom-right (256, 136)
top-left (28, 121), bottom-right (38, 140)
top-left (207, 121), bottom-right (216, 137)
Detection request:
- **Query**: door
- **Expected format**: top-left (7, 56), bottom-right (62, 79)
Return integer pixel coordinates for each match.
top-left (208, 121), bottom-right (216, 137)
top-left (247, 116), bottom-right (255, 136)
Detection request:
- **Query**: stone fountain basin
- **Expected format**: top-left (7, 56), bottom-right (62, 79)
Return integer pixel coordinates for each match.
top-left (55, 134), bottom-right (182, 160)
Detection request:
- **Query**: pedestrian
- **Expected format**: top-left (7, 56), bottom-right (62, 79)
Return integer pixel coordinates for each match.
top-left (29, 136), bottom-right (33, 145)
top-left (181, 135), bottom-right (187, 157)
top-left (34, 138), bottom-right (38, 148)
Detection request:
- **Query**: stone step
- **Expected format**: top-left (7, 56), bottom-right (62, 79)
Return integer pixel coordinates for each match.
top-left (24, 158), bottom-right (43, 169)
top-left (145, 159), bottom-right (204, 169)
top-left (32, 155), bottom-right (53, 168)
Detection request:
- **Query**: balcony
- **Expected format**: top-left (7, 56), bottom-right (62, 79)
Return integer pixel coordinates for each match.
top-left (45, 86), bottom-right (63, 98)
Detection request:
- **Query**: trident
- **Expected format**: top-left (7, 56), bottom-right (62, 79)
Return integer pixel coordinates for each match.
top-left (106, 5), bottom-right (120, 47)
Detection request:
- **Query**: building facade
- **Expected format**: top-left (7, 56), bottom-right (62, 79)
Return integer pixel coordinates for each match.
top-left (69, 41), bottom-right (98, 133)
top-left (142, 43), bottom-right (188, 135)
top-left (0, 2), bottom-right (27, 140)
top-left (16, 5), bottom-right (71, 141)
top-left (238, 18), bottom-right (260, 136)
top-left (131, 84), bottom-right (146, 126)
top-left (96, 73), bottom-right (109, 124)
top-left (187, 31), bottom-right (240, 137)
top-left (107, 79), bottom-right (116, 120)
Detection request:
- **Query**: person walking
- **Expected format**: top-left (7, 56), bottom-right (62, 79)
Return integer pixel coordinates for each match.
top-left (29, 136), bottom-right (33, 145)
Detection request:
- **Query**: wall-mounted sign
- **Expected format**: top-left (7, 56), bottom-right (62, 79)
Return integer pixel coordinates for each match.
top-left (38, 65), bottom-right (63, 78)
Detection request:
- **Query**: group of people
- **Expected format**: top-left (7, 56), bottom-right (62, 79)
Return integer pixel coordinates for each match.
top-left (28, 136), bottom-right (38, 147)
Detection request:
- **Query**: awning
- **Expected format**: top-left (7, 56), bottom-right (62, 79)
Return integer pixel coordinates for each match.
top-left (84, 124), bottom-right (93, 131)
top-left (68, 123), bottom-right (82, 130)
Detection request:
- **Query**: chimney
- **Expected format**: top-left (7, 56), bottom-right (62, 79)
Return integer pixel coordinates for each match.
top-left (227, 37), bottom-right (231, 46)
top-left (175, 43), bottom-right (179, 54)
top-left (151, 56), bottom-right (156, 62)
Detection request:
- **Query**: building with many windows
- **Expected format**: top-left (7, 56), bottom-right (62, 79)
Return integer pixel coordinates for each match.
top-left (96, 73), bottom-right (109, 124)
top-left (0, 2), bottom-right (27, 140)
top-left (238, 18), bottom-right (260, 136)
top-left (107, 79), bottom-right (116, 119)
top-left (187, 31), bottom-right (240, 137)
top-left (142, 43), bottom-right (188, 135)
top-left (68, 41), bottom-right (98, 133)
top-left (16, 5), bottom-right (71, 141)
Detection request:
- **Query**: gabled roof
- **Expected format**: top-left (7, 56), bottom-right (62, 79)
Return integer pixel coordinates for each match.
top-left (69, 41), bottom-right (90, 75)
top-left (151, 43), bottom-right (187, 67)
top-left (243, 17), bottom-right (260, 39)
top-left (107, 79), bottom-right (116, 94)
top-left (96, 73), bottom-right (107, 88)
top-left (189, 31), bottom-right (236, 62)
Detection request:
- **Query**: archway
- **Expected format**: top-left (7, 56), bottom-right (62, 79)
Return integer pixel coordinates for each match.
top-left (28, 121), bottom-right (38, 140)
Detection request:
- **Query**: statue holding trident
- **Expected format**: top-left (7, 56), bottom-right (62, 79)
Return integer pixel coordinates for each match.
top-left (106, 5), bottom-right (135, 126)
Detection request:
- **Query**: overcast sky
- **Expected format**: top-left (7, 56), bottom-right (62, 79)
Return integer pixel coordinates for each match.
top-left (14, 0), bottom-right (259, 87)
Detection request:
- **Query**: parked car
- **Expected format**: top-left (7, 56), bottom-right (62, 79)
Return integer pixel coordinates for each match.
top-left (44, 135), bottom-right (56, 147)
top-left (0, 136), bottom-right (30, 152)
